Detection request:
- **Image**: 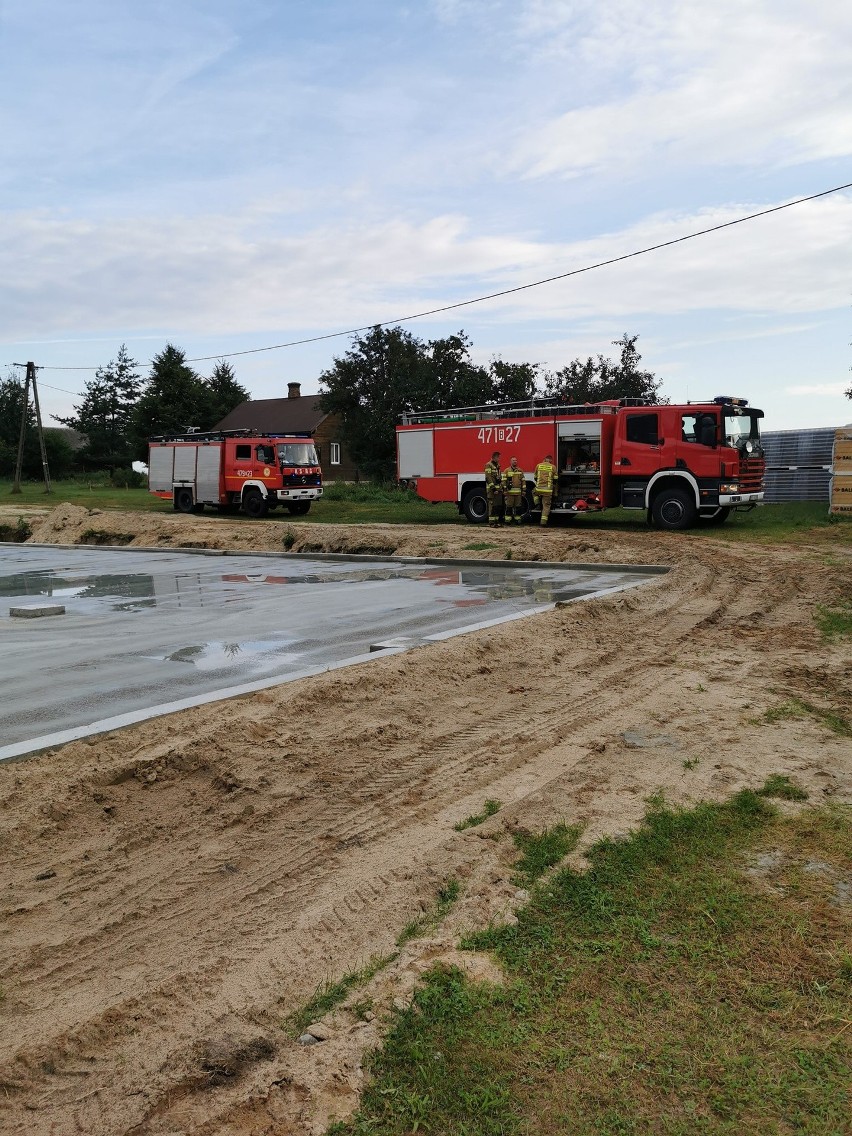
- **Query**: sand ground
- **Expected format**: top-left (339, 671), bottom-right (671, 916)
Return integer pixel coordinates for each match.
top-left (1, 504), bottom-right (850, 1135)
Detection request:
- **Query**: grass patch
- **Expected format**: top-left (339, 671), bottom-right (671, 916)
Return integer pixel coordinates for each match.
top-left (815, 601), bottom-right (852, 642)
top-left (335, 795), bottom-right (852, 1136)
top-left (759, 697), bottom-right (852, 739)
top-left (454, 800), bottom-right (501, 831)
top-left (757, 774), bottom-right (809, 801)
top-left (287, 953), bottom-right (396, 1035)
top-left (510, 822), bottom-right (582, 886)
top-left (288, 880), bottom-right (463, 1034)
top-left (398, 879), bottom-right (462, 948)
top-left (462, 541), bottom-right (499, 551)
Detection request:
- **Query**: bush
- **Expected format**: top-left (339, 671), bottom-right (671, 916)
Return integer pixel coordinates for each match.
top-left (322, 480), bottom-right (425, 505)
top-left (110, 467), bottom-right (147, 488)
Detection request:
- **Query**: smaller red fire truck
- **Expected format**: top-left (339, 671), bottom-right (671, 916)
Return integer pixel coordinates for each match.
top-left (148, 430), bottom-right (323, 517)
top-left (397, 396), bottom-right (765, 529)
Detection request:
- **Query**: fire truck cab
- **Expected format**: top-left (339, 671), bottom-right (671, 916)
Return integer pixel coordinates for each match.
top-left (397, 396), bottom-right (765, 530)
top-left (148, 430), bottom-right (323, 518)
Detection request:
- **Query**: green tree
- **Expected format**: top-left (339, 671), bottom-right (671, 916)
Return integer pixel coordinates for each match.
top-left (319, 326), bottom-right (428, 480)
top-left (204, 359), bottom-right (251, 426)
top-left (131, 344), bottom-right (207, 458)
top-left (320, 327), bottom-right (545, 479)
top-left (54, 344), bottom-right (142, 471)
top-left (488, 359), bottom-right (540, 403)
top-left (0, 373), bottom-right (76, 480)
top-left (42, 430), bottom-right (76, 479)
top-left (0, 372), bottom-right (35, 477)
top-left (424, 332), bottom-right (491, 409)
top-left (543, 334), bottom-right (663, 405)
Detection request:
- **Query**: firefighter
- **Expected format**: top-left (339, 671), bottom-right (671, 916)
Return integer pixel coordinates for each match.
top-left (484, 450), bottom-right (503, 526)
top-left (502, 456), bottom-right (526, 524)
top-left (533, 453), bottom-right (556, 526)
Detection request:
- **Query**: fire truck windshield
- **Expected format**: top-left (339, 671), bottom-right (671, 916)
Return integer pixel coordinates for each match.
top-left (277, 442), bottom-right (318, 467)
top-left (723, 412), bottom-right (761, 449)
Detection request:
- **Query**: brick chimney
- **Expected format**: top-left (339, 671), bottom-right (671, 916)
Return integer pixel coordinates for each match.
top-left (287, 382), bottom-right (301, 399)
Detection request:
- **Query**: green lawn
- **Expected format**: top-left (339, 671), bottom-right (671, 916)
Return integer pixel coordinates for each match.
top-left (331, 793), bottom-right (852, 1136)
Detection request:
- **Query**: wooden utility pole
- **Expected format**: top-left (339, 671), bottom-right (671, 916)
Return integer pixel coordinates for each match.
top-left (11, 362), bottom-right (52, 495)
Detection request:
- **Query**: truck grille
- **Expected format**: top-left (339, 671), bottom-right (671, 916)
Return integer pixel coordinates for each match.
top-left (284, 472), bottom-right (321, 486)
top-left (739, 456), bottom-right (765, 493)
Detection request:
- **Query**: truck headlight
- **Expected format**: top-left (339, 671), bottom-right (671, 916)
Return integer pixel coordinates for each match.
top-left (720, 483), bottom-right (739, 493)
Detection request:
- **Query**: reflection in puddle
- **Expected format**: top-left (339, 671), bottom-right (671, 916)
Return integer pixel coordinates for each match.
top-left (156, 639), bottom-right (300, 672)
top-left (1, 563), bottom-right (576, 613)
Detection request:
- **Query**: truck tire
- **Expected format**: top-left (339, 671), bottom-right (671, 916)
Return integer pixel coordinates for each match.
top-left (461, 486), bottom-right (488, 524)
top-left (287, 501), bottom-right (311, 515)
top-left (174, 488), bottom-right (194, 514)
top-left (651, 487), bottom-right (697, 530)
top-left (242, 489), bottom-right (268, 519)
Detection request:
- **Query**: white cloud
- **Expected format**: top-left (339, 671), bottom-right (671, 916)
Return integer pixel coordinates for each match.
top-left (507, 0), bottom-right (852, 178)
top-left (2, 191), bottom-right (850, 346)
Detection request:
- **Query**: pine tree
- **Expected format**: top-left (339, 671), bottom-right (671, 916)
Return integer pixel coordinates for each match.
top-left (131, 344), bottom-right (207, 458)
top-left (55, 344), bottom-right (141, 470)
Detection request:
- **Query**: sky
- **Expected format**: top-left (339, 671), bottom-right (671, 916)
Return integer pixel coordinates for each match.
top-left (1, 0), bottom-right (851, 431)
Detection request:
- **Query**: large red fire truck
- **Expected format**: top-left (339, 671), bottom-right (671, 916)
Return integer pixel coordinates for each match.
top-left (148, 430), bottom-right (323, 517)
top-left (397, 396), bottom-right (765, 529)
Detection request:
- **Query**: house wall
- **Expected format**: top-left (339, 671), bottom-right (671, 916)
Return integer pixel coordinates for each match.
top-left (313, 416), bottom-right (361, 481)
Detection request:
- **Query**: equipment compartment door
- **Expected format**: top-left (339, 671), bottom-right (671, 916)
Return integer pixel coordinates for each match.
top-left (173, 445), bottom-right (197, 485)
top-left (148, 446), bottom-right (175, 493)
top-left (196, 444), bottom-right (223, 503)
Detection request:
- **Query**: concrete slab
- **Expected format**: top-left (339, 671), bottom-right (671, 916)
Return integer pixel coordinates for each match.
top-left (10, 603), bottom-right (66, 618)
top-left (0, 545), bottom-right (665, 761)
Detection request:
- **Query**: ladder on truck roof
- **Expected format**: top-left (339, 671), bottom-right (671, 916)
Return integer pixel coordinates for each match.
top-left (399, 396), bottom-right (649, 426)
top-left (149, 429), bottom-right (313, 443)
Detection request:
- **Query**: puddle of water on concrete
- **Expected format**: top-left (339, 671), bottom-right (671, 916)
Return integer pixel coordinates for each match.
top-left (153, 639), bottom-right (301, 673)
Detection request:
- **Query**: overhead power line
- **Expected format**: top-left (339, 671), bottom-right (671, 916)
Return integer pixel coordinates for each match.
top-left (11, 179), bottom-right (852, 376)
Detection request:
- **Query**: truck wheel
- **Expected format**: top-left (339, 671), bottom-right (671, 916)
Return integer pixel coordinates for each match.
top-left (287, 502), bottom-right (311, 516)
top-left (651, 487), bottom-right (697, 530)
top-left (174, 488), bottom-right (194, 513)
top-left (461, 487), bottom-right (488, 524)
top-left (242, 489), bottom-right (268, 518)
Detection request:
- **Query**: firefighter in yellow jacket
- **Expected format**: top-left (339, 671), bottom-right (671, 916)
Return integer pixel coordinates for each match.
top-left (484, 450), bottom-right (503, 527)
top-left (533, 453), bottom-right (556, 526)
top-left (502, 456), bottom-right (526, 524)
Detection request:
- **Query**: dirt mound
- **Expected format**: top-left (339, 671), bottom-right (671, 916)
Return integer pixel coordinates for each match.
top-left (0, 507), bottom-right (850, 1134)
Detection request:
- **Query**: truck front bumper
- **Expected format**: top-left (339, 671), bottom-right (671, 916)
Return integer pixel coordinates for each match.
top-left (276, 487), bottom-right (323, 502)
top-left (719, 490), bottom-right (763, 506)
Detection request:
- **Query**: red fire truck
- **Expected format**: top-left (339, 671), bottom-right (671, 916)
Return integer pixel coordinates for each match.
top-left (397, 396), bottom-right (765, 529)
top-left (148, 430), bottom-right (323, 517)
